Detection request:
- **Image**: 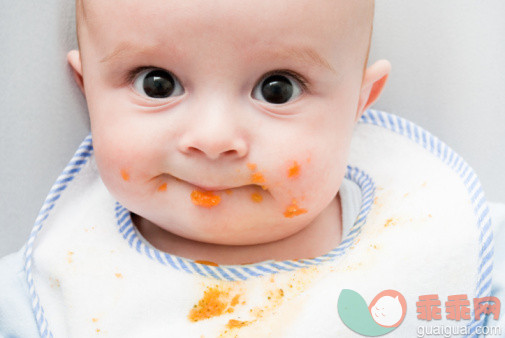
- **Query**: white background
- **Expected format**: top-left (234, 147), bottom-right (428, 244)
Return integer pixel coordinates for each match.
top-left (1, 0), bottom-right (504, 258)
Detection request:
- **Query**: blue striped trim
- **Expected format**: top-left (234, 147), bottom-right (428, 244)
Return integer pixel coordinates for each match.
top-left (113, 164), bottom-right (375, 282)
top-left (24, 134), bottom-right (93, 338)
top-left (360, 110), bottom-right (493, 337)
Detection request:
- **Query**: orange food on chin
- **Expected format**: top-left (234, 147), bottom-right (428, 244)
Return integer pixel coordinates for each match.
top-left (283, 199), bottom-right (308, 218)
top-left (251, 192), bottom-right (263, 203)
top-left (157, 183), bottom-right (168, 192)
top-left (191, 190), bottom-right (221, 208)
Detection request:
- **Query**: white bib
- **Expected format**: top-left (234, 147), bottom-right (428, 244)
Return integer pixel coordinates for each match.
top-left (24, 110), bottom-right (494, 337)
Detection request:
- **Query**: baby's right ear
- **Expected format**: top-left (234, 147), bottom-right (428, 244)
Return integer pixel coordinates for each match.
top-left (67, 50), bottom-right (85, 94)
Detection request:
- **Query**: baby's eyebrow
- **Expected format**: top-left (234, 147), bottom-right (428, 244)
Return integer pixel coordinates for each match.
top-left (100, 41), bottom-right (160, 64)
top-left (269, 46), bottom-right (336, 74)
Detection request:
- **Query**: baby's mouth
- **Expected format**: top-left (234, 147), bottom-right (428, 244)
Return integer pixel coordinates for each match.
top-left (190, 183), bottom-right (234, 192)
top-left (171, 175), bottom-right (239, 192)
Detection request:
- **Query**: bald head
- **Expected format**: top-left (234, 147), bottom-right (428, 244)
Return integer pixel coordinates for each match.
top-left (75, 0), bottom-right (375, 67)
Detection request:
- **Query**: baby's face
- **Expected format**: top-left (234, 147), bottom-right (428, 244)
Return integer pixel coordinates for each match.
top-left (75, 0), bottom-right (374, 245)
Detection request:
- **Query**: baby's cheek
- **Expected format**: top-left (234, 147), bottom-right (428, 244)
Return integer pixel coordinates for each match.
top-left (94, 139), bottom-right (151, 194)
top-left (280, 154), bottom-right (342, 213)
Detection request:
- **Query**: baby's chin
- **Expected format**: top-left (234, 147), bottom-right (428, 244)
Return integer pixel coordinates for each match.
top-left (156, 211), bottom-right (313, 246)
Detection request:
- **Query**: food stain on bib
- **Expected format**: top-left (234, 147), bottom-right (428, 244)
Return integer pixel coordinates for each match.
top-left (384, 218), bottom-right (397, 228)
top-left (157, 183), bottom-right (167, 192)
top-left (251, 192), bottom-right (263, 203)
top-left (226, 319), bottom-right (251, 329)
top-left (191, 190), bottom-right (221, 208)
top-left (67, 251), bottom-right (74, 263)
top-left (120, 169), bottom-right (130, 181)
top-left (287, 161), bottom-right (300, 178)
top-left (188, 285), bottom-right (243, 322)
top-left (283, 199), bottom-right (307, 218)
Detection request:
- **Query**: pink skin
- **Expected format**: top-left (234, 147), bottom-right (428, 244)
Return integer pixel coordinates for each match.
top-left (68, 0), bottom-right (390, 264)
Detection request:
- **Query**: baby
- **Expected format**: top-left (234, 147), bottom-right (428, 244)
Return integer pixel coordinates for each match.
top-left (1, 0), bottom-right (504, 337)
top-left (67, 0), bottom-right (388, 266)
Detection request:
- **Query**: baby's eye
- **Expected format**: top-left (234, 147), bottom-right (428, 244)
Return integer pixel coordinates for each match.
top-left (132, 68), bottom-right (184, 99)
top-left (252, 73), bottom-right (303, 104)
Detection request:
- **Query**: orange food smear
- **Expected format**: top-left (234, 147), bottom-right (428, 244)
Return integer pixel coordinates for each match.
top-left (251, 172), bottom-right (265, 184)
top-left (225, 189), bottom-right (233, 195)
top-left (247, 163), bottom-right (257, 171)
top-left (226, 319), bottom-right (250, 329)
top-left (288, 161), bottom-right (300, 178)
top-left (384, 218), bottom-right (395, 227)
top-left (157, 183), bottom-right (167, 192)
top-left (120, 169), bottom-right (130, 181)
top-left (188, 286), bottom-right (229, 322)
top-left (283, 199), bottom-right (308, 218)
top-left (194, 260), bottom-right (219, 267)
top-left (231, 294), bottom-right (240, 307)
top-left (191, 190), bottom-right (221, 208)
top-left (251, 192), bottom-right (263, 203)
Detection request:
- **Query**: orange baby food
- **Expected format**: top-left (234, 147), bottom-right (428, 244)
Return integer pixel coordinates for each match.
top-left (191, 190), bottom-right (221, 208)
top-left (251, 172), bottom-right (265, 184)
top-left (188, 286), bottom-right (229, 322)
top-left (157, 183), bottom-right (168, 192)
top-left (226, 319), bottom-right (250, 329)
top-left (288, 161), bottom-right (300, 178)
top-left (194, 260), bottom-right (219, 267)
top-left (251, 192), bottom-right (263, 203)
top-left (283, 199), bottom-right (308, 218)
top-left (247, 163), bottom-right (257, 171)
top-left (120, 169), bottom-right (130, 181)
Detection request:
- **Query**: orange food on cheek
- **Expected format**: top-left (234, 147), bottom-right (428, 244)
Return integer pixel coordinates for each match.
top-left (120, 169), bottom-right (130, 181)
top-left (288, 161), bottom-right (301, 178)
top-left (283, 199), bottom-right (308, 218)
top-left (191, 190), bottom-right (221, 208)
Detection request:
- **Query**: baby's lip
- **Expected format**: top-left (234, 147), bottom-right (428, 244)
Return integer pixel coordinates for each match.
top-left (191, 184), bottom-right (234, 192)
top-left (175, 176), bottom-right (236, 192)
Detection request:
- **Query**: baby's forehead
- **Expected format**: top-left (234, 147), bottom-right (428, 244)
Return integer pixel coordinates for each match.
top-left (78, 0), bottom-right (373, 68)
top-left (79, 0), bottom-right (373, 37)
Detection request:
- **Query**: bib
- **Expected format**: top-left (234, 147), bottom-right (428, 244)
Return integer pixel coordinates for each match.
top-left (24, 110), bottom-right (494, 337)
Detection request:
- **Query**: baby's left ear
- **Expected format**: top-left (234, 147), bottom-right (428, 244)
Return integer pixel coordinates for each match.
top-left (356, 60), bottom-right (391, 121)
top-left (67, 50), bottom-right (85, 94)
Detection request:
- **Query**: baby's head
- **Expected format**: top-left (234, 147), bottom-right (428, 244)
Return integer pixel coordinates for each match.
top-left (68, 0), bottom-right (389, 255)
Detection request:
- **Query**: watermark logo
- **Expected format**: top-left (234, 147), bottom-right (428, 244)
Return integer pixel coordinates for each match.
top-left (338, 289), bottom-right (407, 336)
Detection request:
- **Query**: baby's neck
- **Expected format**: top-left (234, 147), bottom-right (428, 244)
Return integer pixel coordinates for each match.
top-left (133, 194), bottom-right (342, 265)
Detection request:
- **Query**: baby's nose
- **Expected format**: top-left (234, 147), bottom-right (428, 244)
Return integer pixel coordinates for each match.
top-left (177, 103), bottom-right (249, 160)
